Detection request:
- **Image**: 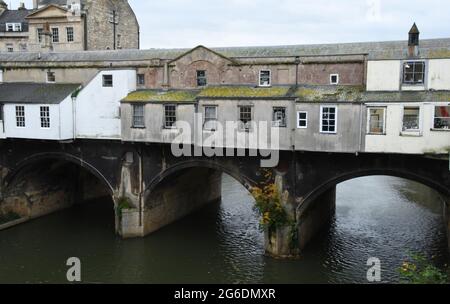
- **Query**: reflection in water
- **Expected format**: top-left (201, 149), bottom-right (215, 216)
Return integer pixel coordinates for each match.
top-left (0, 175), bottom-right (447, 283)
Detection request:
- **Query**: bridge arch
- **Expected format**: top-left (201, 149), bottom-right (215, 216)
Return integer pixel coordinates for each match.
top-left (297, 168), bottom-right (450, 217)
top-left (3, 152), bottom-right (114, 195)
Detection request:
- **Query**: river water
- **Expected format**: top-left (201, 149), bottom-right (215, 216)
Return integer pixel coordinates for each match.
top-left (0, 175), bottom-right (448, 284)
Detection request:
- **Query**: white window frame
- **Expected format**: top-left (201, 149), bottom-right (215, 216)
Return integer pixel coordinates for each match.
top-left (40, 106), bottom-right (50, 129)
top-left (238, 105), bottom-right (253, 132)
top-left (132, 104), bottom-right (145, 128)
top-left (401, 106), bottom-right (421, 133)
top-left (6, 23), bottom-right (21, 32)
top-left (330, 74), bottom-right (339, 85)
top-left (320, 105), bottom-right (338, 134)
top-left (433, 104), bottom-right (450, 130)
top-left (297, 111), bottom-right (308, 129)
top-left (15, 106), bottom-right (25, 128)
top-left (102, 74), bottom-right (113, 87)
top-left (367, 107), bottom-right (387, 135)
top-left (259, 70), bottom-right (271, 87)
top-left (37, 28), bottom-right (43, 43)
top-left (66, 27), bottom-right (74, 42)
top-left (164, 104), bottom-right (177, 129)
top-left (272, 107), bottom-right (287, 128)
top-left (51, 28), bottom-right (59, 43)
top-left (203, 105), bottom-right (218, 131)
top-left (402, 60), bottom-right (426, 85)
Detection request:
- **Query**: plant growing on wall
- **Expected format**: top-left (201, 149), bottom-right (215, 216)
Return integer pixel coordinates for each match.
top-left (251, 170), bottom-right (290, 234)
top-left (398, 253), bottom-right (448, 284)
top-left (115, 196), bottom-right (133, 219)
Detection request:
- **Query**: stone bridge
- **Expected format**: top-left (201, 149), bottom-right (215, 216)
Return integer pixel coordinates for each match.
top-left (0, 139), bottom-right (449, 258)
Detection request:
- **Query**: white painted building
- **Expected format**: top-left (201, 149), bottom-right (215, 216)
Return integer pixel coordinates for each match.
top-left (364, 24), bottom-right (450, 155)
top-left (73, 69), bottom-right (136, 140)
top-left (0, 83), bottom-right (79, 140)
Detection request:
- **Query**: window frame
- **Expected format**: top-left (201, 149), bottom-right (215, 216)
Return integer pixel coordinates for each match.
top-left (46, 71), bottom-right (56, 83)
top-left (272, 107), bottom-right (287, 128)
top-left (51, 28), bottom-right (59, 43)
top-left (6, 23), bottom-right (21, 32)
top-left (15, 105), bottom-right (25, 128)
top-left (433, 105), bottom-right (450, 130)
top-left (102, 74), bottom-right (113, 87)
top-left (132, 104), bottom-right (145, 128)
top-left (137, 74), bottom-right (145, 86)
top-left (203, 105), bottom-right (218, 131)
top-left (320, 105), bottom-right (338, 134)
top-left (37, 28), bottom-right (43, 43)
top-left (66, 27), bottom-right (74, 42)
top-left (330, 74), bottom-right (339, 85)
top-left (164, 104), bottom-right (177, 129)
top-left (367, 107), bottom-right (387, 135)
top-left (40, 106), bottom-right (50, 129)
top-left (402, 61), bottom-right (426, 85)
top-left (297, 111), bottom-right (308, 129)
top-left (259, 70), bottom-right (271, 87)
top-left (196, 70), bottom-right (207, 87)
top-left (402, 106), bottom-right (421, 132)
top-left (238, 105), bottom-right (253, 132)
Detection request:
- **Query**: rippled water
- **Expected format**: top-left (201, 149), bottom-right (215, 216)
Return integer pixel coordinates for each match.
top-left (0, 175), bottom-right (447, 283)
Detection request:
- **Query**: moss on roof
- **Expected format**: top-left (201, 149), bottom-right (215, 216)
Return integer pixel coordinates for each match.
top-left (198, 86), bottom-right (291, 98)
top-left (122, 90), bottom-right (199, 103)
top-left (296, 85), bottom-right (365, 102)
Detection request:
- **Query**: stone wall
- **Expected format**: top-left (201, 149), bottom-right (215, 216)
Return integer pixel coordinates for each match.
top-left (85, 0), bottom-right (139, 50)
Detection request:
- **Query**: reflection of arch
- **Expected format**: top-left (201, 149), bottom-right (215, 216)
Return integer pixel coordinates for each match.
top-left (144, 160), bottom-right (256, 201)
top-left (4, 152), bottom-right (114, 195)
top-left (297, 169), bottom-right (450, 217)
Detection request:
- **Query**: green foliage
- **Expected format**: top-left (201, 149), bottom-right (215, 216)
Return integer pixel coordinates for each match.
top-left (122, 90), bottom-right (198, 103)
top-left (0, 212), bottom-right (21, 225)
top-left (251, 171), bottom-right (290, 232)
top-left (116, 197), bottom-right (134, 218)
top-left (398, 253), bottom-right (448, 284)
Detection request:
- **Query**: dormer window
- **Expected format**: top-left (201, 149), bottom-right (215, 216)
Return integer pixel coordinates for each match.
top-left (6, 23), bottom-right (22, 32)
top-left (259, 70), bottom-right (271, 87)
top-left (330, 74), bottom-right (339, 85)
top-left (403, 61), bottom-right (425, 85)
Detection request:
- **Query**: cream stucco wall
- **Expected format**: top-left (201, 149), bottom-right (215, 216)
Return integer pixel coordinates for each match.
top-left (428, 59), bottom-right (450, 90)
top-left (365, 102), bottom-right (450, 154)
top-left (366, 61), bottom-right (401, 91)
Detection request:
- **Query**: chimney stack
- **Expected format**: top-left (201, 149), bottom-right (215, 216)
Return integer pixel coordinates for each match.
top-left (18, 2), bottom-right (26, 10)
top-left (408, 23), bottom-right (420, 57)
top-left (33, 0), bottom-right (38, 10)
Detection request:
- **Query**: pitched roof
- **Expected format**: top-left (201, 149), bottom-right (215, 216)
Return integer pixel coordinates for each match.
top-left (409, 23), bottom-right (420, 34)
top-left (0, 9), bottom-right (31, 26)
top-left (0, 83), bottom-right (80, 103)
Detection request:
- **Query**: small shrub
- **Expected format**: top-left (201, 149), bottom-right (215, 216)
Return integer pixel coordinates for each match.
top-left (398, 253), bottom-right (448, 284)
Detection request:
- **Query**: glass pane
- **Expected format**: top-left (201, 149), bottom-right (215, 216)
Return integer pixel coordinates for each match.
top-left (435, 106), bottom-right (450, 118)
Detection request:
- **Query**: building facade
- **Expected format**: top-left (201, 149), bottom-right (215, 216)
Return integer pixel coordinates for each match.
top-left (0, 0), bottom-right (139, 52)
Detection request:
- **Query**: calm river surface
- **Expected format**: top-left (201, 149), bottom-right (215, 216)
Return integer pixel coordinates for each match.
top-left (0, 175), bottom-right (448, 284)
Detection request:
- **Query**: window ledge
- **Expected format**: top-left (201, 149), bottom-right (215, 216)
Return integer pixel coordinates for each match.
top-left (430, 128), bottom-right (450, 132)
top-left (400, 131), bottom-right (422, 137)
top-left (131, 126), bottom-right (146, 129)
top-left (367, 133), bottom-right (386, 136)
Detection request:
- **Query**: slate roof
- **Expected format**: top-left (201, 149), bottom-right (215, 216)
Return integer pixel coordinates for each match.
top-left (0, 83), bottom-right (81, 103)
top-left (0, 9), bottom-right (31, 32)
top-left (1, 38), bottom-right (449, 62)
top-left (38, 0), bottom-right (85, 6)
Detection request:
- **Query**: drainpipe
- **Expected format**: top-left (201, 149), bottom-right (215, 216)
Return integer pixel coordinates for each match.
top-left (295, 56), bottom-right (300, 86)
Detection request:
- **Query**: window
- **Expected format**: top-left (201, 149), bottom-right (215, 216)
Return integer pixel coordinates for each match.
top-left (52, 28), bottom-right (59, 43)
top-left (47, 71), bottom-right (56, 83)
top-left (403, 61), bottom-right (425, 84)
top-left (102, 75), bottom-right (113, 87)
top-left (40, 106), bottom-right (50, 128)
top-left (197, 70), bottom-right (207, 87)
top-left (259, 70), bottom-right (271, 86)
top-left (204, 106), bottom-right (218, 130)
top-left (6, 23), bottom-right (21, 32)
top-left (368, 108), bottom-right (386, 134)
top-left (137, 74), bottom-right (145, 85)
top-left (117, 34), bottom-right (121, 49)
top-left (37, 28), bottom-right (43, 43)
top-left (0, 104), bottom-right (4, 121)
top-left (320, 106), bottom-right (337, 133)
top-left (16, 106), bottom-right (25, 128)
top-left (434, 106), bottom-right (450, 130)
top-left (272, 107), bottom-right (287, 127)
top-left (297, 111), bottom-right (308, 129)
top-left (6, 44), bottom-right (13, 53)
top-left (330, 74), bottom-right (339, 85)
top-left (164, 105), bottom-right (177, 129)
top-left (66, 27), bottom-right (74, 42)
top-left (402, 107), bottom-right (420, 131)
top-left (132, 104), bottom-right (145, 128)
top-left (239, 106), bottom-right (253, 131)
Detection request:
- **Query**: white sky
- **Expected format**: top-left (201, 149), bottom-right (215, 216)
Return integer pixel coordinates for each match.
top-left (7, 0), bottom-right (450, 49)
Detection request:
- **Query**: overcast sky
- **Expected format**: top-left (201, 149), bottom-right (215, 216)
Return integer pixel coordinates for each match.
top-left (8, 0), bottom-right (450, 49)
